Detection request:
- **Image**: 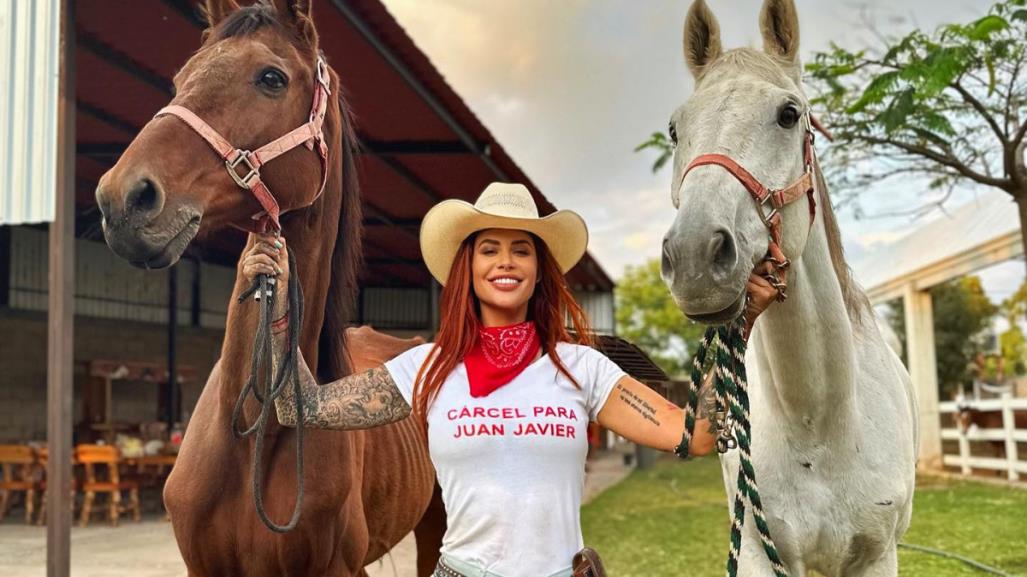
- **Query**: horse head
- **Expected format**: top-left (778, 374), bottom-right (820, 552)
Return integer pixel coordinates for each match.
top-left (96, 0), bottom-right (329, 268)
top-left (661, 0), bottom-right (815, 323)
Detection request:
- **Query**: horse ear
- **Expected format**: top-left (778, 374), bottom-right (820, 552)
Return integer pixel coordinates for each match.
top-left (759, 0), bottom-right (800, 66)
top-left (202, 0), bottom-right (239, 30)
top-left (272, 0), bottom-right (319, 48)
top-left (683, 0), bottom-right (722, 78)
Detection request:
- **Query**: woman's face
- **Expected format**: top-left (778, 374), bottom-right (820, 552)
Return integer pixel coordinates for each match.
top-left (471, 228), bottom-right (539, 326)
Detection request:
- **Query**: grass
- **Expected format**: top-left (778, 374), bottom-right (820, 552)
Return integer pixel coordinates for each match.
top-left (581, 456), bottom-right (1027, 577)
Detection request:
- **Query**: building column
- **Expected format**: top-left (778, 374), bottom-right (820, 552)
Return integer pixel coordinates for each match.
top-left (903, 283), bottom-right (942, 470)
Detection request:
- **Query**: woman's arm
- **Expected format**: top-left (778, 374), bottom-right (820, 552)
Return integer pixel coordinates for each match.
top-left (243, 235), bottom-right (411, 430)
top-left (596, 375), bottom-right (718, 456)
top-left (596, 267), bottom-right (785, 457)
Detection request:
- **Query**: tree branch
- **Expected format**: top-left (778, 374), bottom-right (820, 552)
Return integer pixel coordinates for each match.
top-left (952, 80), bottom-right (1008, 144)
top-left (864, 135), bottom-right (1012, 189)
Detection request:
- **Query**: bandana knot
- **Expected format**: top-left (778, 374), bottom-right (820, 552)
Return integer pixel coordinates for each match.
top-left (465, 321), bottom-right (541, 398)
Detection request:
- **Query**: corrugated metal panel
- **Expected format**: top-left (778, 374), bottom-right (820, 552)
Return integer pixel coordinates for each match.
top-left (0, 0), bottom-right (60, 225)
top-left (575, 290), bottom-right (615, 334)
top-left (362, 287), bottom-right (430, 329)
top-left (7, 227), bottom-right (235, 327)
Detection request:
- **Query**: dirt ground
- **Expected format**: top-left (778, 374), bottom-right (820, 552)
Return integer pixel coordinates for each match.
top-left (0, 447), bottom-right (634, 577)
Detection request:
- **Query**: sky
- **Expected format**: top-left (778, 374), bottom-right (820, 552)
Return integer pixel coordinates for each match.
top-left (378, 0), bottom-right (1019, 300)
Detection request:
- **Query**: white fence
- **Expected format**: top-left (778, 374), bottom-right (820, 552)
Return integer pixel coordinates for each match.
top-left (939, 393), bottom-right (1027, 482)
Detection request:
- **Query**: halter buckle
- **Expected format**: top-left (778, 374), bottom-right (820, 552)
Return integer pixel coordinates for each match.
top-left (315, 57), bottom-right (331, 91)
top-left (226, 150), bottom-right (261, 190)
top-left (756, 196), bottom-right (779, 230)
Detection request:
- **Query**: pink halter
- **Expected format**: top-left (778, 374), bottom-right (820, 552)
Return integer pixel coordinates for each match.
top-left (154, 56), bottom-right (333, 233)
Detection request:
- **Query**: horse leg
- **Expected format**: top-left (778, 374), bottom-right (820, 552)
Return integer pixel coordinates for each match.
top-left (413, 483), bottom-right (446, 577)
top-left (843, 544), bottom-right (897, 577)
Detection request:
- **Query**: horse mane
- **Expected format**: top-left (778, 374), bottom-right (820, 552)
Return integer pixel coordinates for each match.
top-left (813, 163), bottom-right (871, 325)
top-left (700, 47), bottom-right (872, 324)
top-left (318, 92), bottom-right (363, 381)
top-left (202, 1), bottom-right (364, 380)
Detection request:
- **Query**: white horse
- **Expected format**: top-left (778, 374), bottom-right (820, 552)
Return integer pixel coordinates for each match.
top-left (660, 1), bottom-right (918, 575)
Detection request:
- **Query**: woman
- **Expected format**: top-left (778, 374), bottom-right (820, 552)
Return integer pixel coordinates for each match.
top-left (243, 182), bottom-right (782, 577)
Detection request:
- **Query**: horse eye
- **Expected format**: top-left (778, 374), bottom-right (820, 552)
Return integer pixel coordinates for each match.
top-left (256, 68), bottom-right (288, 92)
top-left (668, 121), bottom-right (678, 145)
top-left (777, 104), bottom-right (800, 129)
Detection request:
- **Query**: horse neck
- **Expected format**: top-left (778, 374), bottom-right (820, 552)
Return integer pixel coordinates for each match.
top-left (748, 207), bottom-right (858, 434)
top-left (216, 217), bottom-right (334, 409)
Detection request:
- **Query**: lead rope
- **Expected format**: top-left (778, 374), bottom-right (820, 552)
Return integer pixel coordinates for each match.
top-left (677, 317), bottom-right (789, 577)
top-left (231, 250), bottom-right (307, 533)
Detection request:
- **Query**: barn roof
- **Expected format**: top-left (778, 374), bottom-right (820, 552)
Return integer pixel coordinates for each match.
top-left (73, 0), bottom-right (614, 291)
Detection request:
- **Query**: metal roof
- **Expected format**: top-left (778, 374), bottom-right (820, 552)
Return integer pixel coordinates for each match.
top-left (69, 0), bottom-right (615, 291)
top-left (853, 189), bottom-right (1021, 298)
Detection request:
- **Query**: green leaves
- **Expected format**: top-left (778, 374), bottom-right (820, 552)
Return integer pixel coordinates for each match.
top-left (847, 70), bottom-right (900, 114)
top-left (969, 14), bottom-right (1009, 40)
top-left (879, 88), bottom-right (916, 132)
top-left (634, 132), bottom-right (675, 174)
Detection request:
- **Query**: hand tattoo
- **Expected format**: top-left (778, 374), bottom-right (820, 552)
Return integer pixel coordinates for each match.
top-left (695, 376), bottom-right (722, 435)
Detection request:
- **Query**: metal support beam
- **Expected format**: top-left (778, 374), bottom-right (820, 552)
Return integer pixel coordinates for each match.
top-left (48, 2), bottom-right (75, 574)
top-left (76, 101), bottom-right (140, 135)
top-left (167, 265), bottom-right (179, 427)
top-left (77, 30), bottom-right (173, 95)
top-left (373, 155), bottom-right (443, 204)
top-left (331, 0), bottom-right (508, 181)
top-left (362, 216), bottom-right (420, 230)
top-left (0, 226), bottom-right (10, 307)
top-left (361, 139), bottom-right (481, 156)
top-left (903, 283), bottom-right (942, 470)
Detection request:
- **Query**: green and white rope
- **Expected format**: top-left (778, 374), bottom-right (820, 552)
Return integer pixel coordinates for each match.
top-left (676, 318), bottom-right (788, 577)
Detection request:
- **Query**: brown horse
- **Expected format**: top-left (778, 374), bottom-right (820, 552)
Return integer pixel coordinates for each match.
top-left (94, 1), bottom-right (444, 575)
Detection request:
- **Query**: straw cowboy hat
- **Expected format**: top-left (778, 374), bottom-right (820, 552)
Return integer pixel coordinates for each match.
top-left (420, 182), bottom-right (589, 285)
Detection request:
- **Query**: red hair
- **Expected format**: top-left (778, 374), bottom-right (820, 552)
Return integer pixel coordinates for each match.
top-left (412, 234), bottom-right (594, 428)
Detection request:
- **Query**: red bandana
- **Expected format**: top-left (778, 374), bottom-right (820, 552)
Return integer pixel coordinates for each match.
top-left (464, 321), bottom-right (542, 398)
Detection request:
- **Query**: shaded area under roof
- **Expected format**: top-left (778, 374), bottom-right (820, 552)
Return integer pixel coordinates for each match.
top-left (593, 334), bottom-right (670, 385)
top-left (73, 0), bottom-right (614, 291)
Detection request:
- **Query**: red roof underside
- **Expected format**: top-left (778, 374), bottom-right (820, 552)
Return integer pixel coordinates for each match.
top-left (74, 0), bottom-right (613, 291)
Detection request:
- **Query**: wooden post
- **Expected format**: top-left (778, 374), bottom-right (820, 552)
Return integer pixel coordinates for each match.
top-left (903, 283), bottom-right (942, 469)
top-left (957, 410), bottom-right (971, 476)
top-left (47, 0), bottom-right (75, 574)
top-left (1002, 392), bottom-right (1019, 482)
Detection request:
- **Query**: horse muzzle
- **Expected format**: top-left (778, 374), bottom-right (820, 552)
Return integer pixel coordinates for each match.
top-left (661, 223), bottom-right (749, 324)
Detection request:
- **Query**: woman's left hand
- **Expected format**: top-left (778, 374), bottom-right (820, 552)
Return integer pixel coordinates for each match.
top-left (742, 259), bottom-right (787, 340)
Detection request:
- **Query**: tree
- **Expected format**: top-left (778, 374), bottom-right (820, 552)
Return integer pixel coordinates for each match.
top-left (615, 259), bottom-right (706, 377)
top-left (888, 276), bottom-right (998, 395)
top-left (999, 279), bottom-right (1027, 374)
top-left (807, 0), bottom-right (1027, 255)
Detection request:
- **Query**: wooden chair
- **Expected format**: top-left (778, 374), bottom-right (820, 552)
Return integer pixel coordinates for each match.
top-left (75, 444), bottom-right (140, 527)
top-left (34, 447), bottom-right (78, 526)
top-left (0, 445), bottom-right (39, 524)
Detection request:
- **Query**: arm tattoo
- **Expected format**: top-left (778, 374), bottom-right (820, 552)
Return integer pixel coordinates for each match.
top-left (616, 383), bottom-right (661, 426)
top-left (270, 320), bottom-right (410, 430)
top-left (695, 376), bottom-right (722, 435)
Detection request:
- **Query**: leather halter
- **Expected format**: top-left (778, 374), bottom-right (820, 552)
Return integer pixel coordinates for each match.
top-left (154, 56), bottom-right (333, 233)
top-left (681, 111), bottom-right (818, 249)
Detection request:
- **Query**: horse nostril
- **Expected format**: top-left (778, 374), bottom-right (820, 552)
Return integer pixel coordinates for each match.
top-left (661, 236), bottom-right (675, 281)
top-left (707, 229), bottom-right (736, 269)
top-left (125, 178), bottom-right (162, 216)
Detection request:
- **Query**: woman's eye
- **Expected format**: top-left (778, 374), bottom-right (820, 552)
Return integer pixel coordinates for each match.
top-left (777, 104), bottom-right (800, 129)
top-left (256, 68), bottom-right (288, 92)
top-left (668, 121), bottom-right (678, 145)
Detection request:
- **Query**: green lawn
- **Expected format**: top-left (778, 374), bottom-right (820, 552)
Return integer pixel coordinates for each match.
top-left (581, 456), bottom-right (1027, 577)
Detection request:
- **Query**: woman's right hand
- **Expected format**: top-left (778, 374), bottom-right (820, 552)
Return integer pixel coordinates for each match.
top-left (241, 234), bottom-right (289, 285)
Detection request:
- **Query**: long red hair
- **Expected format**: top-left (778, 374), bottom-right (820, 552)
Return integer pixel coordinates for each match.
top-left (412, 233), bottom-right (594, 427)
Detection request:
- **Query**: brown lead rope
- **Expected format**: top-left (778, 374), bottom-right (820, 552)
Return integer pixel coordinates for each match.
top-left (231, 250), bottom-right (306, 533)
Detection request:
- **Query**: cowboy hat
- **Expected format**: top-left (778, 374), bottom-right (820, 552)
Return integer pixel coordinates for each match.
top-left (420, 182), bottom-right (588, 285)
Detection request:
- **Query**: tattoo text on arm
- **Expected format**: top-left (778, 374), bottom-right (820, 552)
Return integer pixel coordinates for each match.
top-left (616, 383), bottom-right (661, 426)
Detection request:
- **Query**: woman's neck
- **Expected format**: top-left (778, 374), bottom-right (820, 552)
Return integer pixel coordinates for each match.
top-left (479, 304), bottom-right (529, 328)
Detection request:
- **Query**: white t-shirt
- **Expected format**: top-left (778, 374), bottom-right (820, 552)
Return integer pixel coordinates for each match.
top-left (385, 342), bottom-right (627, 577)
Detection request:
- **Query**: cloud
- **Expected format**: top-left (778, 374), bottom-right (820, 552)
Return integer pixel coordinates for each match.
top-left (381, 0), bottom-right (991, 279)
